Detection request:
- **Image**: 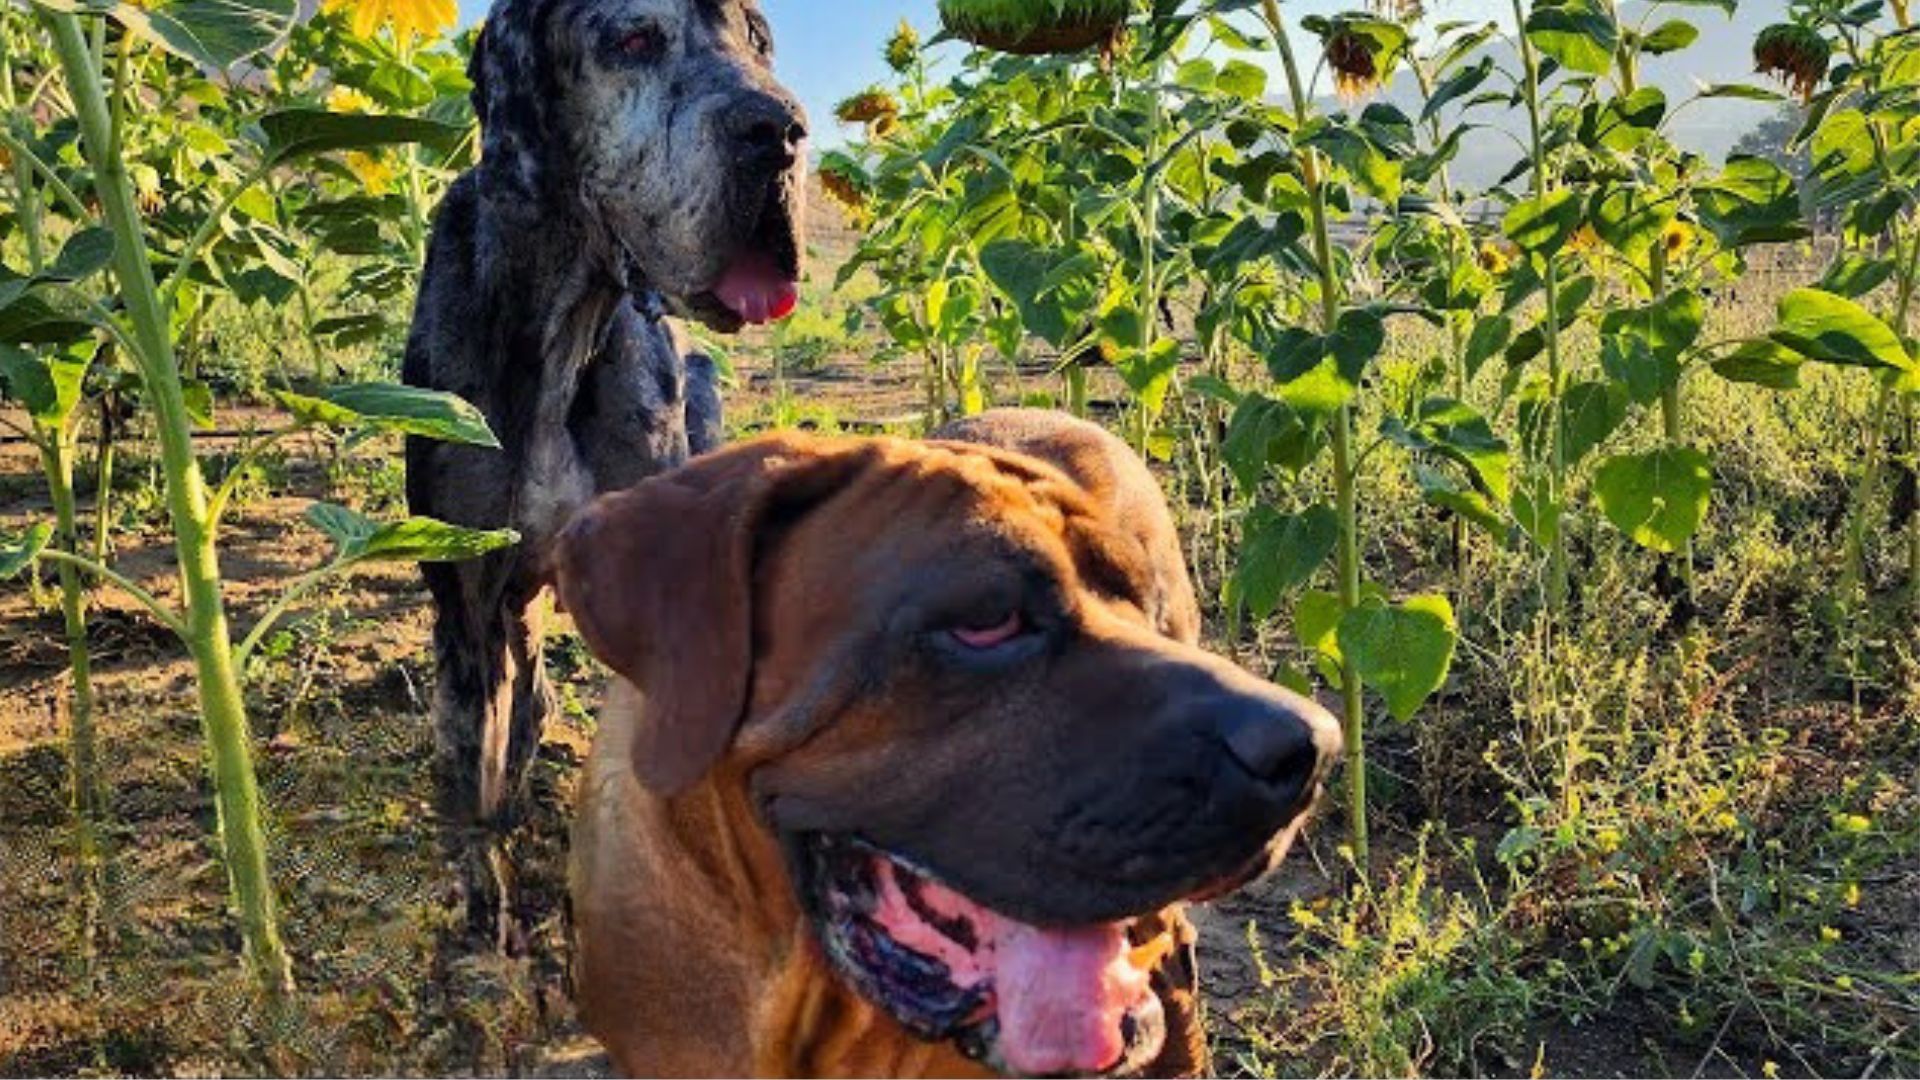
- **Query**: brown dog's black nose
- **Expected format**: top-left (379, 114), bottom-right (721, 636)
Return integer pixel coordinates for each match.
top-left (1217, 693), bottom-right (1325, 788)
top-left (728, 94), bottom-right (806, 165)
top-left (1210, 685), bottom-right (1337, 809)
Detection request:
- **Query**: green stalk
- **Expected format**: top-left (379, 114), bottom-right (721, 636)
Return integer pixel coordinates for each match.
top-left (5, 28), bottom-right (106, 981)
top-left (39, 429), bottom-right (106, 980)
top-left (92, 391), bottom-right (116, 565)
top-left (41, 9), bottom-right (292, 995)
top-left (1513, 0), bottom-right (1569, 614)
top-left (1264, 0), bottom-right (1368, 871)
top-left (1611, 6), bottom-right (1692, 597)
top-left (1134, 52), bottom-right (1162, 456)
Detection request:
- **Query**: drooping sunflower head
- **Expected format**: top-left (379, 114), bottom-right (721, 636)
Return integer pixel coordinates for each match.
top-left (817, 151), bottom-right (872, 217)
top-left (1753, 23), bottom-right (1830, 102)
top-left (835, 88), bottom-right (900, 126)
top-left (1306, 15), bottom-right (1408, 100)
top-left (886, 19), bottom-right (921, 73)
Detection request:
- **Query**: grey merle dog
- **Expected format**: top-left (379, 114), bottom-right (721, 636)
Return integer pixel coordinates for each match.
top-left (403, 0), bottom-right (806, 943)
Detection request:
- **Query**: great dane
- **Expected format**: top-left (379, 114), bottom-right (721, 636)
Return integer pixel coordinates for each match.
top-left (402, 0), bottom-right (806, 942)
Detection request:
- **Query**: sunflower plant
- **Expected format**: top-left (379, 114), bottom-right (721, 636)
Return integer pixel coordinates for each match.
top-left (0, 0), bottom-right (507, 997)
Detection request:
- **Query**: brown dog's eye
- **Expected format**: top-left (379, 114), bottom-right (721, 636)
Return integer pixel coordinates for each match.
top-left (950, 612), bottom-right (1022, 650)
top-left (618, 22), bottom-right (666, 61)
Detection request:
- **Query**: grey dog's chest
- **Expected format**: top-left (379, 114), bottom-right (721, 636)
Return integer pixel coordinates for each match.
top-left (519, 300), bottom-right (697, 545)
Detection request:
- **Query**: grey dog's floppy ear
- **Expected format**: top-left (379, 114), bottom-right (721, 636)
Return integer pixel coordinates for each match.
top-left (466, 2), bottom-right (556, 200)
top-left (554, 436), bottom-right (865, 795)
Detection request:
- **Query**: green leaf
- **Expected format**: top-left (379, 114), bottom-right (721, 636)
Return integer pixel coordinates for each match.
top-left (1712, 340), bottom-right (1804, 390)
top-left (980, 240), bottom-right (1096, 347)
top-left (1594, 447), bottom-right (1713, 554)
top-left (0, 344), bottom-right (87, 424)
top-left (257, 109), bottom-right (467, 167)
top-left (306, 503), bottom-right (518, 566)
top-left (277, 383), bottom-right (502, 447)
top-left (1463, 314), bottom-right (1512, 381)
top-left (0, 522), bottom-right (52, 578)
top-left (1600, 292), bottom-right (1704, 404)
top-left (1697, 156), bottom-right (1810, 248)
top-left (1215, 59), bottom-right (1268, 101)
top-left (1294, 588), bottom-right (1347, 672)
top-left (50, 228), bottom-right (115, 281)
top-left (1422, 56), bottom-right (1493, 123)
top-left (1637, 19), bottom-right (1697, 54)
top-left (1697, 82), bottom-right (1784, 102)
top-left (1512, 478), bottom-right (1561, 550)
top-left (1770, 288), bottom-right (1913, 371)
top-left (1592, 185), bottom-right (1675, 261)
top-left (1818, 255), bottom-right (1896, 301)
top-left (1561, 380), bottom-right (1630, 464)
top-left (1115, 338), bottom-right (1181, 415)
top-left (43, 0), bottom-right (297, 72)
top-left (1270, 309), bottom-right (1384, 415)
top-left (182, 380), bottom-right (215, 430)
top-left (1233, 504), bottom-right (1338, 620)
top-left (1339, 594), bottom-right (1458, 721)
top-left (1504, 189), bottom-right (1584, 253)
top-left (1525, 0), bottom-right (1619, 74)
top-left (1223, 393), bottom-right (1319, 492)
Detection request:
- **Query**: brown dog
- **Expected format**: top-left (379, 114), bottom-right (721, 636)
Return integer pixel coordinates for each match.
top-left (556, 409), bottom-right (1341, 1077)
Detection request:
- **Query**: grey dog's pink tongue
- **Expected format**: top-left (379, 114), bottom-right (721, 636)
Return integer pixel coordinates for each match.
top-left (714, 252), bottom-right (797, 324)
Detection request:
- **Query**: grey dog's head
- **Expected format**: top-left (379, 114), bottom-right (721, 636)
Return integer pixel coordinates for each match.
top-left (471, 0), bottom-right (806, 330)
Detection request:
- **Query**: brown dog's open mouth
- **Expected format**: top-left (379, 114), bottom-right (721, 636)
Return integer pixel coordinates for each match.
top-left (801, 834), bottom-right (1174, 1078)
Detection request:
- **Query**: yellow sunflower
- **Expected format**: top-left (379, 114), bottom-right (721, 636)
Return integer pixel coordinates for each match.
top-left (1476, 242), bottom-right (1511, 275)
top-left (326, 85), bottom-right (376, 114)
top-left (1661, 220), bottom-right (1695, 258)
top-left (345, 150), bottom-right (397, 195)
top-left (325, 0), bottom-right (456, 44)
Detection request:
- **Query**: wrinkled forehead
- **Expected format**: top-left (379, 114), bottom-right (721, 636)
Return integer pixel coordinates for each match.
top-left (776, 449), bottom-right (1155, 613)
top-left (542, 0), bottom-right (768, 56)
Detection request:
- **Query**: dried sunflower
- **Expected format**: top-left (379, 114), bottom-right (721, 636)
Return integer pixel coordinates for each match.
top-left (937, 0), bottom-right (1128, 56)
top-left (1307, 15), bottom-right (1406, 100)
top-left (886, 19), bottom-right (920, 73)
top-left (835, 89), bottom-right (899, 126)
top-left (817, 152), bottom-right (870, 214)
top-left (1753, 23), bottom-right (1830, 102)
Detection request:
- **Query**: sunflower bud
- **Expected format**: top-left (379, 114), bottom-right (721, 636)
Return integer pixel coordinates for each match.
top-left (886, 19), bottom-right (920, 73)
top-left (1754, 23), bottom-right (1830, 102)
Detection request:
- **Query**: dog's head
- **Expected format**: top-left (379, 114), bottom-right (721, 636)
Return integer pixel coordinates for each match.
top-left (555, 432), bottom-right (1341, 1077)
top-left (471, 0), bottom-right (805, 330)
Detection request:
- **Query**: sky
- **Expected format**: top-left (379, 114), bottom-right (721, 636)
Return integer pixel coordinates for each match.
top-left (451, 0), bottom-right (1771, 167)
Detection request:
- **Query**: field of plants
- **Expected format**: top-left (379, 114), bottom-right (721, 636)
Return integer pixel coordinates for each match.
top-left (0, 0), bottom-right (1916, 1076)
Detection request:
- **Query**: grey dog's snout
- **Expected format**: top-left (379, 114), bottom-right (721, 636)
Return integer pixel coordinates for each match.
top-left (726, 92), bottom-right (805, 167)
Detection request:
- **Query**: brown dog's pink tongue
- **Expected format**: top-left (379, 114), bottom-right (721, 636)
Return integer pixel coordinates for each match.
top-left (994, 921), bottom-right (1147, 1076)
top-left (714, 252), bottom-right (797, 325)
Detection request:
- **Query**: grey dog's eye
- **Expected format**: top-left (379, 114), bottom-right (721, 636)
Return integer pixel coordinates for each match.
top-left (617, 20), bottom-right (666, 62)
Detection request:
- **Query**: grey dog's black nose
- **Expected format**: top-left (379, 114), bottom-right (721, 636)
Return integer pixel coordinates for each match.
top-left (1213, 687), bottom-right (1333, 791)
top-left (728, 94), bottom-right (805, 163)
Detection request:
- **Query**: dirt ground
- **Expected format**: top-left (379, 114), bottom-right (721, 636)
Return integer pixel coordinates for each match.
top-left (0, 374), bottom-right (1373, 1079)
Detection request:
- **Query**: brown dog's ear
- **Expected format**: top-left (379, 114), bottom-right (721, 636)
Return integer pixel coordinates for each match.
top-left (554, 435), bottom-right (862, 795)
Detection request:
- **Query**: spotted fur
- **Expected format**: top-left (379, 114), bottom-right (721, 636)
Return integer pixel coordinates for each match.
top-left (402, 0), bottom-right (803, 940)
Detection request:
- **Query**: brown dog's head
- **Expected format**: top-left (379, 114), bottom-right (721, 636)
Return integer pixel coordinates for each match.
top-left (556, 430), bottom-right (1341, 1077)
